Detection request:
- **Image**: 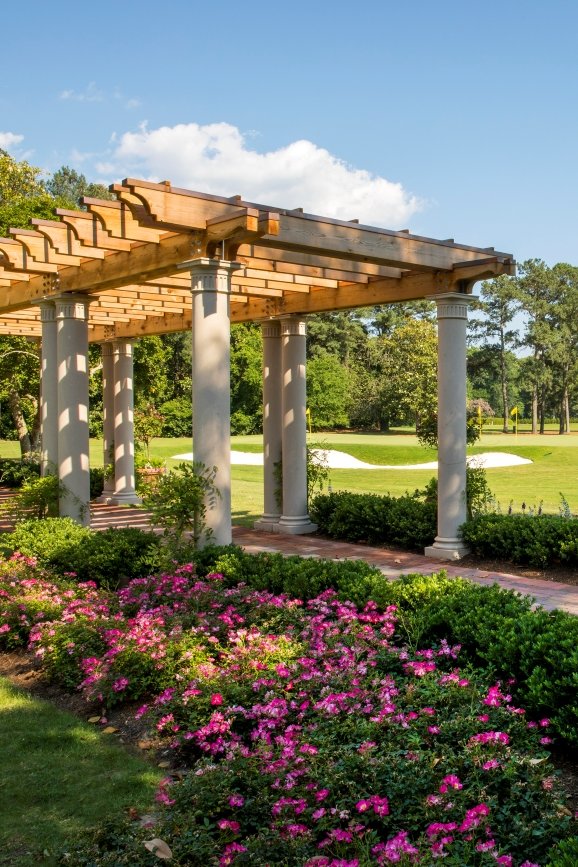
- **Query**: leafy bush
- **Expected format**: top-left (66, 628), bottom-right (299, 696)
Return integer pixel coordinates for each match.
top-left (0, 517), bottom-right (91, 563)
top-left (1, 519), bottom-right (162, 589)
top-left (141, 462), bottom-right (220, 548)
top-left (0, 457), bottom-right (40, 488)
top-left (7, 473), bottom-right (63, 520)
top-left (546, 837), bottom-right (578, 866)
top-left (310, 490), bottom-right (437, 550)
top-left (47, 526), bottom-right (163, 589)
top-left (461, 513), bottom-right (578, 567)
top-left (159, 396), bottom-right (192, 437)
top-left (89, 466), bottom-right (105, 499)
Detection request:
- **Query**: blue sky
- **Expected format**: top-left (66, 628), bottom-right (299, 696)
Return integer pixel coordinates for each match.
top-left (1, 0), bottom-right (577, 266)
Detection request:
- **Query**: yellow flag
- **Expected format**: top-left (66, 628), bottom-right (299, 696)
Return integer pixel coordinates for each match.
top-left (510, 407), bottom-right (518, 417)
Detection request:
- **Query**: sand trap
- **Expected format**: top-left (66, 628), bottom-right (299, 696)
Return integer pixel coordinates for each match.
top-left (172, 449), bottom-right (532, 470)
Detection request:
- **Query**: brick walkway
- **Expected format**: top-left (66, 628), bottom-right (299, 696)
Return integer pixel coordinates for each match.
top-left (2, 494), bottom-right (577, 616)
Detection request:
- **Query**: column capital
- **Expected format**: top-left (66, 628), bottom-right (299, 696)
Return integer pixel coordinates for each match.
top-left (54, 294), bottom-right (92, 321)
top-left (179, 257), bottom-right (241, 290)
top-left (261, 320), bottom-right (282, 339)
top-left (280, 316), bottom-right (307, 338)
top-left (101, 341), bottom-right (114, 359)
top-left (433, 292), bottom-right (472, 320)
top-left (112, 338), bottom-right (134, 356)
top-left (39, 300), bottom-right (57, 323)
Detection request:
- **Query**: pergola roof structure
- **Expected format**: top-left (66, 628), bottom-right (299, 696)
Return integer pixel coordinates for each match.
top-left (0, 179), bottom-right (515, 338)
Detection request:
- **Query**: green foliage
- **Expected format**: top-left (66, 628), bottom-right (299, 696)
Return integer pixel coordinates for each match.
top-left (0, 518), bottom-right (162, 589)
top-left (8, 473), bottom-right (63, 520)
top-left (89, 466), bottom-right (105, 499)
top-left (133, 402), bottom-right (164, 458)
top-left (546, 837), bottom-right (578, 866)
top-left (159, 395), bottom-right (192, 437)
top-left (230, 322), bottom-right (262, 433)
top-left (0, 457), bottom-right (40, 487)
top-left (310, 489), bottom-right (437, 550)
top-left (461, 513), bottom-right (578, 567)
top-left (44, 165), bottom-right (114, 204)
top-left (306, 351), bottom-right (350, 429)
top-left (141, 461), bottom-right (220, 547)
top-left (47, 527), bottom-right (163, 590)
top-left (0, 517), bottom-right (91, 563)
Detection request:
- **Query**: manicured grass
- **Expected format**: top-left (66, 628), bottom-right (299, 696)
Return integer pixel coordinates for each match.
top-left (0, 678), bottom-right (161, 866)
top-left (2, 430), bottom-right (577, 523)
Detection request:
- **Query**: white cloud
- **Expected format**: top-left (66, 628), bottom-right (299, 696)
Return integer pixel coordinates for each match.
top-left (0, 131), bottom-right (24, 150)
top-left (59, 82), bottom-right (104, 102)
top-left (105, 122), bottom-right (422, 228)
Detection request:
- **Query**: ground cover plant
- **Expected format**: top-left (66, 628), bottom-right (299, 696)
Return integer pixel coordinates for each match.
top-left (1, 551), bottom-right (577, 865)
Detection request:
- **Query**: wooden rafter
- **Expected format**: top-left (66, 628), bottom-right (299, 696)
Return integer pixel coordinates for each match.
top-left (0, 178), bottom-right (515, 341)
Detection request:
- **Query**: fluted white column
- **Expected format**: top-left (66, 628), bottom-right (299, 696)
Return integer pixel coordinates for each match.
top-left (425, 293), bottom-right (472, 560)
top-left (110, 339), bottom-right (140, 505)
top-left (255, 320), bottom-right (282, 530)
top-left (55, 295), bottom-right (91, 525)
top-left (96, 341), bottom-right (116, 502)
top-left (39, 301), bottom-right (58, 477)
top-left (278, 316), bottom-right (317, 535)
top-left (184, 257), bottom-right (240, 546)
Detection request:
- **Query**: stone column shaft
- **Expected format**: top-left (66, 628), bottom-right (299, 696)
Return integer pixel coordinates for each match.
top-left (278, 317), bottom-right (316, 534)
top-left (110, 339), bottom-right (140, 505)
top-left (55, 295), bottom-right (91, 525)
top-left (425, 293), bottom-right (471, 560)
top-left (39, 301), bottom-right (58, 476)
top-left (185, 258), bottom-right (240, 546)
top-left (255, 321), bottom-right (282, 530)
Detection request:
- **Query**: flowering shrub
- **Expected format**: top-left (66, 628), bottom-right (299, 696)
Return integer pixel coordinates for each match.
top-left (27, 569), bottom-right (571, 866)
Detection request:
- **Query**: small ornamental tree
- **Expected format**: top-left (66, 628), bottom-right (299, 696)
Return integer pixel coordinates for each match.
top-left (141, 462), bottom-right (220, 548)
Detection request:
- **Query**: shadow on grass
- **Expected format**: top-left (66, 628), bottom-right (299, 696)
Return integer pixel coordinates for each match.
top-left (0, 679), bottom-right (160, 866)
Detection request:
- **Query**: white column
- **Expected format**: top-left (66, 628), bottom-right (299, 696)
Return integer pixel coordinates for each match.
top-left (96, 341), bottom-right (116, 502)
top-left (278, 316), bottom-right (317, 535)
top-left (184, 257), bottom-right (240, 546)
top-left (39, 301), bottom-right (58, 477)
top-left (55, 295), bottom-right (91, 525)
top-left (255, 320), bottom-right (282, 530)
top-left (425, 293), bottom-right (472, 560)
top-left (110, 339), bottom-right (140, 505)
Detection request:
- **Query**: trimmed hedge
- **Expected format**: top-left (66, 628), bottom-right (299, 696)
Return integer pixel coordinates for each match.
top-left (1, 519), bottom-right (162, 589)
top-left (461, 513), bottom-right (578, 567)
top-left (309, 490), bottom-right (436, 550)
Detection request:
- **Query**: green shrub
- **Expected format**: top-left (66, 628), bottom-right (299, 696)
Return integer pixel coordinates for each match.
top-left (461, 513), bottom-right (578, 567)
top-left (0, 457), bottom-right (40, 488)
top-left (89, 466), bottom-right (105, 499)
top-left (48, 527), bottom-right (163, 589)
top-left (546, 837), bottom-right (578, 866)
top-left (0, 519), bottom-right (162, 589)
top-left (310, 490), bottom-right (437, 550)
top-left (0, 517), bottom-right (91, 563)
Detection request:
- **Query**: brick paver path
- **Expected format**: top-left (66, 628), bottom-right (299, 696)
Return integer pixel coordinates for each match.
top-left (2, 494), bottom-right (577, 616)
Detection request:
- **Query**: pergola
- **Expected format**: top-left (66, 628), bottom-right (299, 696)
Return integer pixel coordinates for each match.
top-left (0, 179), bottom-right (515, 557)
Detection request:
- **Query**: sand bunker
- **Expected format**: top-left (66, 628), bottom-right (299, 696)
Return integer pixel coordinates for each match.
top-left (172, 449), bottom-right (532, 470)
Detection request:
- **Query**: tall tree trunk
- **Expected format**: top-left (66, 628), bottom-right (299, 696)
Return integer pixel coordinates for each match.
top-left (500, 335), bottom-right (509, 433)
top-left (564, 390), bottom-right (571, 435)
top-left (29, 397), bottom-right (41, 451)
top-left (531, 386), bottom-right (538, 434)
top-left (8, 390), bottom-right (31, 456)
top-left (539, 394), bottom-right (545, 435)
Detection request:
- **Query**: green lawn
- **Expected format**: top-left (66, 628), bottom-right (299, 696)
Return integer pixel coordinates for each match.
top-left (0, 678), bottom-right (161, 866)
top-left (2, 430), bottom-right (577, 524)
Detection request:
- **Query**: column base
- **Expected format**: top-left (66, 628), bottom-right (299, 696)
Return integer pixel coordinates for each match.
top-left (424, 537), bottom-right (470, 561)
top-left (276, 516), bottom-right (318, 535)
top-left (254, 515), bottom-right (281, 532)
top-left (109, 492), bottom-right (142, 506)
